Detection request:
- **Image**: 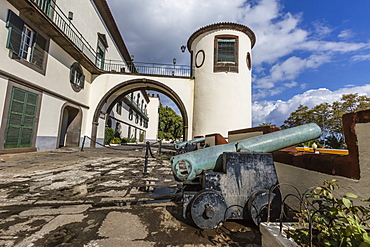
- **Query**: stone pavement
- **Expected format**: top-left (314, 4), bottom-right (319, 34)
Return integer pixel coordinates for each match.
top-left (0, 146), bottom-right (261, 246)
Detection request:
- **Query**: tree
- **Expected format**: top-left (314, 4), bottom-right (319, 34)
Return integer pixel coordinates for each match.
top-left (281, 93), bottom-right (370, 148)
top-left (158, 104), bottom-right (183, 140)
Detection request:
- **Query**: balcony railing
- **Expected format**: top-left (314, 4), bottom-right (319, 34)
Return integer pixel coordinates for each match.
top-left (104, 61), bottom-right (192, 77)
top-left (125, 95), bottom-right (149, 120)
top-left (32, 0), bottom-right (97, 63)
top-left (31, 0), bottom-right (193, 77)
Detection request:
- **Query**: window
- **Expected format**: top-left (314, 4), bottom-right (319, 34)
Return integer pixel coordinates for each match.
top-left (129, 108), bottom-right (133, 121)
top-left (217, 38), bottom-right (236, 63)
top-left (20, 25), bottom-right (35, 61)
top-left (5, 10), bottom-right (48, 72)
top-left (70, 63), bottom-right (85, 91)
top-left (96, 33), bottom-right (108, 70)
top-left (116, 101), bottom-right (122, 115)
top-left (214, 35), bottom-right (238, 73)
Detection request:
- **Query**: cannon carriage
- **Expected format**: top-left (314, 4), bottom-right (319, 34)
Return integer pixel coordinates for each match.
top-left (171, 123), bottom-right (322, 229)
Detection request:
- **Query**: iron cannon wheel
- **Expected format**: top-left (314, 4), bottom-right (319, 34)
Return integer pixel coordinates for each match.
top-left (190, 189), bottom-right (227, 230)
top-left (246, 189), bottom-right (281, 225)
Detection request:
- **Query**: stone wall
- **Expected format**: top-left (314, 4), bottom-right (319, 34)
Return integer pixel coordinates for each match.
top-left (273, 109), bottom-right (370, 206)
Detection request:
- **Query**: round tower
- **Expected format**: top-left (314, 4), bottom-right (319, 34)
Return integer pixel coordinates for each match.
top-left (188, 22), bottom-right (256, 138)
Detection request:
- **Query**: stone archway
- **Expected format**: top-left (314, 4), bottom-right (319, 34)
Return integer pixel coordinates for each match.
top-left (90, 78), bottom-right (190, 147)
top-left (57, 103), bottom-right (82, 148)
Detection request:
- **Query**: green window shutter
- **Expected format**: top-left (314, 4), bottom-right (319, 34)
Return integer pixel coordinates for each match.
top-left (4, 87), bottom-right (39, 149)
top-left (217, 38), bottom-right (236, 63)
top-left (5, 10), bottom-right (25, 56)
top-left (30, 33), bottom-right (47, 69)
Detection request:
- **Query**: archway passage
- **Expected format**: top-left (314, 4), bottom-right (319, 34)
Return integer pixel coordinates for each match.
top-left (58, 105), bottom-right (82, 148)
top-left (90, 78), bottom-right (190, 147)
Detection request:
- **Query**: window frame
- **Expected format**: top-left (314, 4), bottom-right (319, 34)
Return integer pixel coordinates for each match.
top-left (214, 35), bottom-right (239, 73)
top-left (5, 10), bottom-right (49, 74)
top-left (70, 62), bottom-right (85, 92)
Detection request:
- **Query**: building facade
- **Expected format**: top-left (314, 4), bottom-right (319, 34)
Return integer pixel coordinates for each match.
top-left (0, 0), bottom-right (255, 154)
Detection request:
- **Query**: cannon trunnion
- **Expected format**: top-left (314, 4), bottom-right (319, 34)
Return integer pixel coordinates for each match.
top-left (183, 152), bottom-right (281, 229)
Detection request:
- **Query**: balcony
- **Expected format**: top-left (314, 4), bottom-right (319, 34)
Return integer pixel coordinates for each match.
top-left (104, 61), bottom-right (192, 77)
top-left (124, 95), bottom-right (149, 121)
top-left (7, 0), bottom-right (192, 77)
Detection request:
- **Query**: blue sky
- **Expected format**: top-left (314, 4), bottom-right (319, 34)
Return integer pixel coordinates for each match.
top-left (107, 0), bottom-right (370, 127)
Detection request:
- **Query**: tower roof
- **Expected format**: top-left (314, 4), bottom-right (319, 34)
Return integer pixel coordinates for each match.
top-left (187, 22), bottom-right (256, 51)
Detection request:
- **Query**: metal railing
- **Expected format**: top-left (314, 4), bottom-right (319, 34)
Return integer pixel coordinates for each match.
top-left (104, 60), bottom-right (192, 77)
top-left (31, 0), bottom-right (192, 77)
top-left (32, 0), bottom-right (97, 63)
top-left (125, 95), bottom-right (149, 120)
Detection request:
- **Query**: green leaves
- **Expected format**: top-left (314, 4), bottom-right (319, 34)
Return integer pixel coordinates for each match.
top-left (288, 180), bottom-right (370, 247)
top-left (158, 104), bottom-right (183, 140)
top-left (343, 197), bottom-right (352, 208)
top-left (281, 93), bottom-right (370, 148)
top-left (346, 193), bottom-right (359, 198)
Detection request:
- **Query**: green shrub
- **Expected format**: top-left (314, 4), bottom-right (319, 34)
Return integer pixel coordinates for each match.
top-left (105, 127), bottom-right (114, 145)
top-left (139, 132), bottom-right (145, 142)
top-left (287, 180), bottom-right (370, 247)
top-left (122, 137), bottom-right (136, 143)
top-left (110, 137), bottom-right (121, 144)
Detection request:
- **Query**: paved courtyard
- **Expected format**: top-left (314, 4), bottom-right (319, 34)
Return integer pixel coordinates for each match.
top-left (0, 146), bottom-right (261, 246)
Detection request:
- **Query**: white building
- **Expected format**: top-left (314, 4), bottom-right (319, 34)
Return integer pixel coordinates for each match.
top-left (0, 0), bottom-right (255, 154)
top-left (108, 90), bottom-right (158, 143)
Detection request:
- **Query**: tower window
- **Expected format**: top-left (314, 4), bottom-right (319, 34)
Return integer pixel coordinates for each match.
top-left (217, 38), bottom-right (236, 63)
top-left (214, 35), bottom-right (238, 73)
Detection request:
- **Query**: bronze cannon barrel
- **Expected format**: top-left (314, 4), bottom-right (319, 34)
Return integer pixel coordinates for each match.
top-left (171, 123), bottom-right (321, 181)
top-left (174, 137), bottom-right (206, 150)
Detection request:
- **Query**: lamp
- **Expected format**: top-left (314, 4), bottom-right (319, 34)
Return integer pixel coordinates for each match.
top-left (68, 11), bottom-right (73, 20)
top-left (181, 45), bottom-right (186, 53)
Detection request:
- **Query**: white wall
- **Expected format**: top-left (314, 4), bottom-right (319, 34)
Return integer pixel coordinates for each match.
top-left (146, 96), bottom-right (160, 141)
top-left (86, 74), bottom-right (194, 141)
top-left (56, 0), bottom-right (127, 64)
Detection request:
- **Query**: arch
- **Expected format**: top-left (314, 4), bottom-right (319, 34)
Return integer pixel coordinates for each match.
top-left (57, 103), bottom-right (82, 148)
top-left (90, 78), bottom-right (190, 147)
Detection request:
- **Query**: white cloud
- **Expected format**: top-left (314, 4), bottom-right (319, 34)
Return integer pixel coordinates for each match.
top-left (284, 81), bottom-right (297, 88)
top-left (352, 54), bottom-right (370, 61)
top-left (252, 84), bottom-right (370, 126)
top-left (312, 21), bottom-right (333, 38)
top-left (338, 29), bottom-right (352, 40)
top-left (107, 0), bottom-right (370, 100)
top-left (253, 54), bottom-right (331, 98)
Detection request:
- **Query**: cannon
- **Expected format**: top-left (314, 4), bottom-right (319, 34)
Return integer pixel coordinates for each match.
top-left (171, 123), bottom-right (321, 229)
top-left (174, 137), bottom-right (206, 153)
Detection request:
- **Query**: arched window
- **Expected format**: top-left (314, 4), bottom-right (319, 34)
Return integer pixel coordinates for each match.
top-left (129, 108), bottom-right (133, 120)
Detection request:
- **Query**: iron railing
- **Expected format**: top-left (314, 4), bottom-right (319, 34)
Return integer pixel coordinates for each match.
top-left (32, 0), bottom-right (97, 63)
top-left (31, 0), bottom-right (192, 77)
top-left (104, 61), bottom-right (192, 77)
top-left (125, 95), bottom-right (149, 120)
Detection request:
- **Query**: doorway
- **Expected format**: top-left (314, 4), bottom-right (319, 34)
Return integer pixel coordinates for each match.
top-left (58, 105), bottom-right (82, 147)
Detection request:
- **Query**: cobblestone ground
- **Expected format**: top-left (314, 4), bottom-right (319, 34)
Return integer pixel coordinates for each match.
top-left (0, 146), bottom-right (261, 246)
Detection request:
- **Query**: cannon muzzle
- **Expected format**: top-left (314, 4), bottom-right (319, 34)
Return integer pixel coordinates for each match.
top-left (171, 123), bottom-right (321, 181)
